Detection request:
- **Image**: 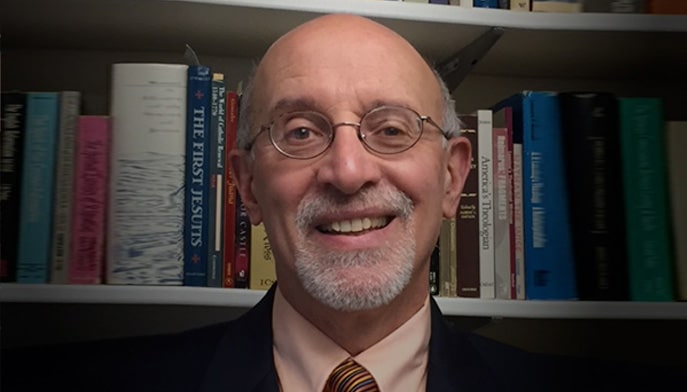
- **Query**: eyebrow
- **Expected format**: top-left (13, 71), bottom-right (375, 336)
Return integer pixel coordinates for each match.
top-left (268, 97), bottom-right (419, 118)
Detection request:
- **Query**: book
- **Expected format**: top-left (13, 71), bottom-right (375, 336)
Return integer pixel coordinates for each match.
top-left (582, 0), bottom-right (645, 13)
top-left (0, 92), bottom-right (27, 282)
top-left (107, 63), bottom-right (188, 285)
top-left (183, 64), bottom-right (212, 287)
top-left (439, 217), bottom-right (457, 297)
top-left (456, 115), bottom-right (480, 298)
top-left (512, 131), bottom-right (526, 299)
top-left (249, 223), bottom-right (276, 290)
top-left (206, 72), bottom-right (227, 287)
top-left (619, 97), bottom-right (674, 301)
top-left (222, 89), bottom-right (240, 288)
top-left (492, 126), bottom-right (514, 299)
top-left (16, 92), bottom-right (60, 283)
top-left (473, 0), bottom-right (499, 7)
top-left (429, 237), bottom-right (440, 295)
top-left (69, 116), bottom-right (111, 284)
top-left (532, 0), bottom-right (582, 12)
top-left (493, 91), bottom-right (577, 300)
top-left (49, 90), bottom-right (81, 284)
top-left (665, 121), bottom-right (687, 300)
top-left (477, 109), bottom-right (495, 299)
top-left (647, 0), bottom-right (687, 14)
top-left (234, 194), bottom-right (251, 288)
top-left (558, 92), bottom-right (629, 300)
top-left (510, 0), bottom-right (531, 10)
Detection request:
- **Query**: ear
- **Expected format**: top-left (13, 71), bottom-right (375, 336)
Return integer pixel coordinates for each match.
top-left (442, 136), bottom-right (472, 219)
top-left (229, 149), bottom-right (263, 225)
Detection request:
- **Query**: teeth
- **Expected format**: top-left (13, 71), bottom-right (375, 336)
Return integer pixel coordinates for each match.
top-left (321, 217), bottom-right (388, 233)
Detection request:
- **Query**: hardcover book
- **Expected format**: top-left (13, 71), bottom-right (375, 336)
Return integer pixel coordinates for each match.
top-left (492, 126), bottom-right (514, 299)
top-left (16, 92), bottom-right (60, 283)
top-left (249, 223), bottom-right (276, 290)
top-left (69, 116), bottom-right (111, 284)
top-left (49, 90), bottom-right (81, 284)
top-left (477, 109), bottom-right (495, 299)
top-left (582, 0), bottom-right (645, 13)
top-left (0, 92), bottom-right (27, 282)
top-left (456, 115), bottom-right (480, 298)
top-left (234, 194), bottom-right (251, 288)
top-left (222, 89), bottom-right (240, 288)
top-left (532, 0), bottom-right (582, 12)
top-left (493, 91), bottom-right (577, 300)
top-left (666, 121), bottom-right (687, 300)
top-left (206, 72), bottom-right (227, 287)
top-left (619, 97), bottom-right (674, 301)
top-left (107, 63), bottom-right (188, 285)
top-left (559, 92), bottom-right (629, 300)
top-left (183, 64), bottom-right (212, 287)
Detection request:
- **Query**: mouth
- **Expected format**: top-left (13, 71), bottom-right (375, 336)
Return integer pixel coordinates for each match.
top-left (317, 216), bottom-right (392, 234)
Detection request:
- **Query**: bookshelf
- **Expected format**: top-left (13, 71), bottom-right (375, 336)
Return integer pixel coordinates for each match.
top-left (2, 283), bottom-right (687, 320)
top-left (2, 0), bottom-right (687, 349)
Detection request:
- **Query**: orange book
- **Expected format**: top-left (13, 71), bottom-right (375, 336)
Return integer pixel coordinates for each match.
top-left (647, 0), bottom-right (687, 14)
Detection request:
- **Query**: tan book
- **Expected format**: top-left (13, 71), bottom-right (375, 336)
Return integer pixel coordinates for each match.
top-left (249, 223), bottom-right (276, 290)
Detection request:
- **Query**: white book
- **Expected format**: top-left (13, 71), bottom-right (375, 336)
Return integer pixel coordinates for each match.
top-left (666, 121), bottom-right (687, 300)
top-left (50, 91), bottom-right (81, 284)
top-left (477, 109), bottom-right (495, 299)
top-left (107, 63), bottom-right (188, 285)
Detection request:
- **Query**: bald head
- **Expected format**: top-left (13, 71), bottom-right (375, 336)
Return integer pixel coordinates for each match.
top-left (237, 14), bottom-right (449, 149)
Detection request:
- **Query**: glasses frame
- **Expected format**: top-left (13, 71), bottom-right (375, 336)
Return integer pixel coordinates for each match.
top-left (245, 105), bottom-right (448, 160)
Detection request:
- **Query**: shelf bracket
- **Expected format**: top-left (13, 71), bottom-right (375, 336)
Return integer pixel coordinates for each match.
top-left (436, 26), bottom-right (504, 93)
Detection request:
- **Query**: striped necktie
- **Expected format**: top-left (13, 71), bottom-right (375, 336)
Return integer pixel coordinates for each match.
top-left (323, 358), bottom-right (380, 392)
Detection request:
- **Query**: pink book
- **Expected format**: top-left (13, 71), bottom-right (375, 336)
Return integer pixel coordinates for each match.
top-left (68, 116), bottom-right (111, 284)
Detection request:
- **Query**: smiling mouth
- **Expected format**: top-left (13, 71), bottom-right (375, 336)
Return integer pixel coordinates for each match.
top-left (318, 216), bottom-right (391, 234)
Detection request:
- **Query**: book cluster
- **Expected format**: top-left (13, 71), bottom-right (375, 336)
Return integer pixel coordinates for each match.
top-left (430, 91), bottom-right (686, 302)
top-left (391, 0), bottom-right (686, 14)
top-left (0, 62), bottom-right (276, 290)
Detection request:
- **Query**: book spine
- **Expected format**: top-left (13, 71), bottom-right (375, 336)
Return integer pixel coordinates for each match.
top-left (524, 91), bottom-right (577, 299)
top-left (456, 116), bottom-right (480, 298)
top-left (234, 195), bottom-right (251, 288)
top-left (665, 121), bottom-right (687, 300)
top-left (512, 142), bottom-right (525, 299)
top-left (473, 0), bottom-right (500, 7)
top-left (429, 238), bottom-right (440, 295)
top-left (249, 223), bottom-right (276, 290)
top-left (477, 109), bottom-right (495, 299)
top-left (107, 63), bottom-right (188, 285)
top-left (16, 92), bottom-right (60, 283)
top-left (559, 92), bottom-right (628, 300)
top-left (222, 90), bottom-right (239, 288)
top-left (493, 127), bottom-right (512, 299)
top-left (532, 0), bottom-right (583, 12)
top-left (206, 73), bottom-right (226, 287)
top-left (619, 98), bottom-right (674, 301)
top-left (510, 0), bottom-right (531, 10)
top-left (69, 116), bottom-right (110, 284)
top-left (582, 0), bottom-right (645, 13)
top-left (50, 90), bottom-right (81, 284)
top-left (0, 92), bottom-right (27, 282)
top-left (184, 65), bottom-right (212, 287)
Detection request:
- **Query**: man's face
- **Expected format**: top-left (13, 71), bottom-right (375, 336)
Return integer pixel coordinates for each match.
top-left (232, 16), bottom-right (469, 312)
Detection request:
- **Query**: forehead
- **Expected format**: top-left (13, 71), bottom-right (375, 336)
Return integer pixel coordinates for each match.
top-left (253, 16), bottom-right (442, 116)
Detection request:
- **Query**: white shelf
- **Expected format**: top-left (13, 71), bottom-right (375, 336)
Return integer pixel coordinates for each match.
top-left (2, 0), bottom-right (686, 79)
top-left (2, 283), bottom-right (686, 320)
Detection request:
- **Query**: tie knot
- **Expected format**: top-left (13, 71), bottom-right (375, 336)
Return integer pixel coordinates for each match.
top-left (323, 358), bottom-right (380, 392)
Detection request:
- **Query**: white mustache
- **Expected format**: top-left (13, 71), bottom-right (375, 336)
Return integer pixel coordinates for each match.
top-left (294, 184), bottom-right (414, 231)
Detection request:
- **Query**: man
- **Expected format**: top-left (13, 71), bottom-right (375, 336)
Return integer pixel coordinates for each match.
top-left (2, 13), bottom-right (679, 392)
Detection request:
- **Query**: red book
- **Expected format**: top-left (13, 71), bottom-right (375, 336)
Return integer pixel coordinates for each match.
top-left (222, 90), bottom-right (239, 288)
top-left (68, 116), bottom-right (111, 284)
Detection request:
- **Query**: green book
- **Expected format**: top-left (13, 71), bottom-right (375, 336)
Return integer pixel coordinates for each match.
top-left (619, 97), bottom-right (674, 301)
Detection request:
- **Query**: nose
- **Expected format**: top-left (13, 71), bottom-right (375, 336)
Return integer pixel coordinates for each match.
top-left (315, 123), bottom-right (382, 194)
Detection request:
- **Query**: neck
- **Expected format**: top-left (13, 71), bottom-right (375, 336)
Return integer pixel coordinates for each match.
top-left (280, 282), bottom-right (428, 356)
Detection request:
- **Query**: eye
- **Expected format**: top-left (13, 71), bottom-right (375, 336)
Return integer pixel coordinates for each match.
top-left (286, 126), bottom-right (314, 141)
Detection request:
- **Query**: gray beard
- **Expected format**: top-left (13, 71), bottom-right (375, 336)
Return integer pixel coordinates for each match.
top-left (293, 183), bottom-right (416, 311)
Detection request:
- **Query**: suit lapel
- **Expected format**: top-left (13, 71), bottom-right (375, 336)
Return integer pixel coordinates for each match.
top-left (426, 297), bottom-right (503, 392)
top-left (200, 285), bottom-right (280, 392)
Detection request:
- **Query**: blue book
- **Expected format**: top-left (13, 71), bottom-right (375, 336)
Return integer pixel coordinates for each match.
top-left (474, 0), bottom-right (500, 7)
top-left (184, 65), bottom-right (212, 286)
top-left (492, 91), bottom-right (577, 300)
top-left (16, 92), bottom-right (60, 283)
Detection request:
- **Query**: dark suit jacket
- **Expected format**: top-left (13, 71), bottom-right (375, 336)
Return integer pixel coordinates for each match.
top-left (2, 285), bottom-right (682, 391)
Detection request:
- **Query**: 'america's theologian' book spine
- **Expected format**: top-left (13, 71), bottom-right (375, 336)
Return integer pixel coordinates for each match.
top-left (107, 63), bottom-right (188, 285)
top-left (183, 64), bottom-right (212, 287)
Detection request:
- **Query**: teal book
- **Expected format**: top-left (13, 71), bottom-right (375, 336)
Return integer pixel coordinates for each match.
top-left (16, 92), bottom-right (60, 283)
top-left (619, 98), bottom-right (674, 301)
top-left (492, 91), bottom-right (577, 300)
